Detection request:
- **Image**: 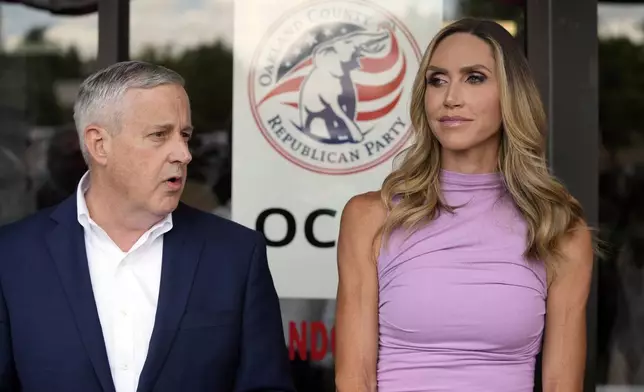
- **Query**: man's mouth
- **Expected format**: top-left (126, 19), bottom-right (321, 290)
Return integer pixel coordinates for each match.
top-left (165, 176), bottom-right (183, 188)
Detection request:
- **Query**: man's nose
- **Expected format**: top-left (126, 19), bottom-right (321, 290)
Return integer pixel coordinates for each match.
top-left (170, 137), bottom-right (192, 165)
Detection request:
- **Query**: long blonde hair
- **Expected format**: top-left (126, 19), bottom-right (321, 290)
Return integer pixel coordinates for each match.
top-left (378, 18), bottom-right (585, 264)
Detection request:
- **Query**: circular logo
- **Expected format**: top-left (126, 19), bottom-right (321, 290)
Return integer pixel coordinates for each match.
top-left (249, 0), bottom-right (421, 175)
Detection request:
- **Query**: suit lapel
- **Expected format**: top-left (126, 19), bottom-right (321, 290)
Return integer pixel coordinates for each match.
top-left (137, 204), bottom-right (204, 392)
top-left (47, 196), bottom-right (115, 392)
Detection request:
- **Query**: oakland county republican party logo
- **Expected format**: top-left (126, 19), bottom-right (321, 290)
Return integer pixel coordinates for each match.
top-left (248, 0), bottom-right (422, 175)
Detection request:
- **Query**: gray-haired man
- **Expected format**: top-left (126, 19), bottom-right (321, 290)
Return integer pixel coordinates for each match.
top-left (0, 61), bottom-right (294, 392)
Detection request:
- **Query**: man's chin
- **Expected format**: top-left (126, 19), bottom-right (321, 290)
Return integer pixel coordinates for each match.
top-left (155, 196), bottom-right (181, 216)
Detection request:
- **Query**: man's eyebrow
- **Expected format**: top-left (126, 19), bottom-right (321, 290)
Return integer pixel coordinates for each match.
top-left (150, 124), bottom-right (194, 133)
top-left (151, 123), bottom-right (174, 132)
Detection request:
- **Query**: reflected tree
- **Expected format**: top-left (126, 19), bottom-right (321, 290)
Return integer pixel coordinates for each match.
top-left (11, 26), bottom-right (85, 126)
top-left (457, 0), bottom-right (524, 20)
top-left (136, 41), bottom-right (233, 134)
top-left (457, 0), bottom-right (525, 41)
top-left (599, 37), bottom-right (644, 152)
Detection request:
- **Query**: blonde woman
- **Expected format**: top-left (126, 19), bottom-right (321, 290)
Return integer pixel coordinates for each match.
top-left (334, 18), bottom-right (594, 392)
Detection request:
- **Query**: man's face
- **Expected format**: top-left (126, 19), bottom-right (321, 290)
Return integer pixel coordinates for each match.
top-left (105, 84), bottom-right (193, 218)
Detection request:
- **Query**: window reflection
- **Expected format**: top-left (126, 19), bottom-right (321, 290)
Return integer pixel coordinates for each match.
top-left (3, 0), bottom-right (643, 389)
top-left (598, 2), bottom-right (644, 386)
top-left (0, 3), bottom-right (95, 225)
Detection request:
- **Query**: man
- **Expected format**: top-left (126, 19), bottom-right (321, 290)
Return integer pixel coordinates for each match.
top-left (0, 61), bottom-right (294, 392)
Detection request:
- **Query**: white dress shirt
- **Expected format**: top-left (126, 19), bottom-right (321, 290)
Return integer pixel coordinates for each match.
top-left (76, 172), bottom-right (172, 392)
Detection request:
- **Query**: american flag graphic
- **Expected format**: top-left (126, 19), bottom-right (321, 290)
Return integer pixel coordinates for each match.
top-left (256, 21), bottom-right (407, 140)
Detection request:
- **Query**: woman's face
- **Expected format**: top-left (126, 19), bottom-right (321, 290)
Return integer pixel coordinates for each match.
top-left (424, 32), bottom-right (502, 166)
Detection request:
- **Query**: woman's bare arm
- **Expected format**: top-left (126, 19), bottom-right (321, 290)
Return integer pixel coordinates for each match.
top-left (542, 222), bottom-right (594, 391)
top-left (334, 192), bottom-right (386, 392)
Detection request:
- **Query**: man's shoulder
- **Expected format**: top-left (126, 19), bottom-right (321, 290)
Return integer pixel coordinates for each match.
top-left (176, 203), bottom-right (262, 245)
top-left (0, 206), bottom-right (57, 246)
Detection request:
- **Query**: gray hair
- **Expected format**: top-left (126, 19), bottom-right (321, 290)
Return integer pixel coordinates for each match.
top-left (73, 60), bottom-right (185, 164)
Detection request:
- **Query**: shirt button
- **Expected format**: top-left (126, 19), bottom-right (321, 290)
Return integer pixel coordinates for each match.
top-left (120, 309), bottom-right (128, 316)
top-left (121, 364), bottom-right (129, 370)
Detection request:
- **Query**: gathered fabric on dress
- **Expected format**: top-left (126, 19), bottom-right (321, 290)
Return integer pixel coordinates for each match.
top-left (377, 170), bottom-right (547, 392)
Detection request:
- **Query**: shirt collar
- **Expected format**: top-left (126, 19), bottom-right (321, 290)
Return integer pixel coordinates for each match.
top-left (76, 171), bottom-right (173, 234)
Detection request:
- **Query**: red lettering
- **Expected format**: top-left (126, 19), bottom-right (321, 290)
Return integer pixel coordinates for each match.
top-left (289, 321), bottom-right (307, 360)
top-left (287, 321), bottom-right (336, 361)
top-left (310, 321), bottom-right (328, 361)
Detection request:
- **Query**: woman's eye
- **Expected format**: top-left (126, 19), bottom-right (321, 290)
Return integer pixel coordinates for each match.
top-left (427, 76), bottom-right (446, 87)
top-left (467, 73), bottom-right (487, 84)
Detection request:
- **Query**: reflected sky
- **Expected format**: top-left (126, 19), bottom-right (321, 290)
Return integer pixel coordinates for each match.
top-left (0, 0), bottom-right (642, 59)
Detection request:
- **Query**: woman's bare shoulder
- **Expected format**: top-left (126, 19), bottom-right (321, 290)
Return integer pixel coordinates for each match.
top-left (337, 191), bottom-right (386, 272)
top-left (341, 190), bottom-right (388, 230)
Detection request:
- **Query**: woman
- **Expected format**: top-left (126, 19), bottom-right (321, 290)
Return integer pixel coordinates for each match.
top-left (334, 18), bottom-right (594, 392)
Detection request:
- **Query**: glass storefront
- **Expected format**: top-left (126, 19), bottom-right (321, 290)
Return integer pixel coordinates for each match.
top-left (0, 3), bottom-right (95, 225)
top-left (3, 0), bottom-right (643, 390)
top-left (597, 2), bottom-right (644, 388)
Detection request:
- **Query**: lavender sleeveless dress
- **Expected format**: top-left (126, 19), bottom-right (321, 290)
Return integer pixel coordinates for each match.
top-left (377, 170), bottom-right (547, 391)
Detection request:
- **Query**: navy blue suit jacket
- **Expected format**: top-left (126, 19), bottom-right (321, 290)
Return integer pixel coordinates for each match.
top-left (0, 196), bottom-right (294, 392)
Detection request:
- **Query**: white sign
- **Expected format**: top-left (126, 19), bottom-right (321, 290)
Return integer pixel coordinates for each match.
top-left (232, 0), bottom-right (443, 299)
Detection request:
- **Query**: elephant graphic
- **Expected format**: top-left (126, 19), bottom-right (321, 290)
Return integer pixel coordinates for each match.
top-left (297, 30), bottom-right (389, 144)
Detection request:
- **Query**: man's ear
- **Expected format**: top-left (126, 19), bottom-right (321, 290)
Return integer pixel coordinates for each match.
top-left (84, 125), bottom-right (111, 166)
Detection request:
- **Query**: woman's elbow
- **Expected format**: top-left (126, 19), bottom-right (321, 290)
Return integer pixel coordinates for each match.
top-left (334, 375), bottom-right (376, 392)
